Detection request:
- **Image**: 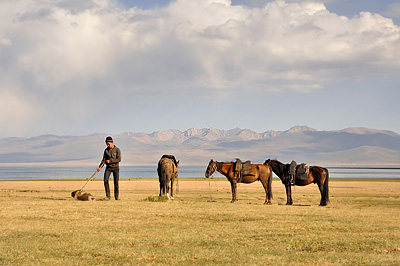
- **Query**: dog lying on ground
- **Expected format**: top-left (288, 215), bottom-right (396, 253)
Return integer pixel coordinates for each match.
top-left (71, 190), bottom-right (96, 201)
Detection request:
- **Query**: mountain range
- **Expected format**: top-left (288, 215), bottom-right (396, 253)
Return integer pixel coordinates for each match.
top-left (0, 126), bottom-right (399, 166)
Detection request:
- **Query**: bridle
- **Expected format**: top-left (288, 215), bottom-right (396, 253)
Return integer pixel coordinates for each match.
top-left (206, 160), bottom-right (218, 177)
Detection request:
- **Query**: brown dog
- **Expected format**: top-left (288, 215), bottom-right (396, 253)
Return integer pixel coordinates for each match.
top-left (71, 190), bottom-right (96, 201)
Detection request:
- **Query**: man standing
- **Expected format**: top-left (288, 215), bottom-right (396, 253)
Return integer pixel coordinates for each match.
top-left (97, 136), bottom-right (121, 200)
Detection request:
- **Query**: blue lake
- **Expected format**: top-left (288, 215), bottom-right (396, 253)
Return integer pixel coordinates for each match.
top-left (0, 165), bottom-right (399, 180)
top-left (0, 165), bottom-right (216, 180)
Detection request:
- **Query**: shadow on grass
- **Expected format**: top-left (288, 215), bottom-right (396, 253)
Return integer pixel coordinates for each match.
top-left (278, 203), bottom-right (312, 206)
top-left (39, 197), bottom-right (69, 201)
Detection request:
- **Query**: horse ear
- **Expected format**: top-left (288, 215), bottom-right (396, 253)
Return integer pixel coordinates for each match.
top-left (177, 160), bottom-right (180, 165)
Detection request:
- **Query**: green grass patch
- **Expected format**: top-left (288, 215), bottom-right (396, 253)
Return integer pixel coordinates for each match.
top-left (141, 195), bottom-right (169, 202)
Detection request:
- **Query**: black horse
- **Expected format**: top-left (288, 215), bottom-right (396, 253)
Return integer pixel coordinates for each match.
top-left (264, 159), bottom-right (329, 206)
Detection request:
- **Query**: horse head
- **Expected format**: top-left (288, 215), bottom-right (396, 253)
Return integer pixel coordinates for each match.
top-left (172, 160), bottom-right (179, 174)
top-left (205, 159), bottom-right (217, 178)
top-left (264, 159), bottom-right (287, 178)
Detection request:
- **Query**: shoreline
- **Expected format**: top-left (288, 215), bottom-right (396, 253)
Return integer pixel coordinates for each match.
top-left (1, 177), bottom-right (399, 182)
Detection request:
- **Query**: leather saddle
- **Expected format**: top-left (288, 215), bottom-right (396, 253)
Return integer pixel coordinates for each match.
top-left (295, 163), bottom-right (309, 180)
top-left (234, 159), bottom-right (253, 181)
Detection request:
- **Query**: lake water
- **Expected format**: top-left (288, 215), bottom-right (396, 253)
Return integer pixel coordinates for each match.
top-left (0, 165), bottom-right (399, 180)
top-left (0, 165), bottom-right (218, 181)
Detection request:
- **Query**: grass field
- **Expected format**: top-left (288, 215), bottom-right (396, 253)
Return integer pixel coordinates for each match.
top-left (0, 179), bottom-right (399, 265)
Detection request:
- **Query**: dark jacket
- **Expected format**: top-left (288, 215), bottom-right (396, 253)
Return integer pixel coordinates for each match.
top-left (99, 146), bottom-right (121, 169)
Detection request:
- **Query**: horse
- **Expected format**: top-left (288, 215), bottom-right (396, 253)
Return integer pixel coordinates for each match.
top-left (157, 155), bottom-right (179, 199)
top-left (264, 159), bottom-right (329, 206)
top-left (205, 159), bottom-right (273, 204)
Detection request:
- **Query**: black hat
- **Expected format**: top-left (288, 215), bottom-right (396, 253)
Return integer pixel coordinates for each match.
top-left (105, 136), bottom-right (113, 143)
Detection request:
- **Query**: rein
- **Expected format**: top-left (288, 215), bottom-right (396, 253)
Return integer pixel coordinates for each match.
top-left (208, 178), bottom-right (215, 202)
top-left (207, 161), bottom-right (223, 202)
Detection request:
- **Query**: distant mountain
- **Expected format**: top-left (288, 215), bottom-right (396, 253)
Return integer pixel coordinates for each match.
top-left (0, 126), bottom-right (399, 166)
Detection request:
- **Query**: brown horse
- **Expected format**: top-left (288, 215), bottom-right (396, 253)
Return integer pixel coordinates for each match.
top-left (157, 155), bottom-right (179, 199)
top-left (205, 159), bottom-right (273, 204)
top-left (264, 159), bottom-right (329, 206)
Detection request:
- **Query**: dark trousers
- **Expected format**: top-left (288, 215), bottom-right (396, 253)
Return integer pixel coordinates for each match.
top-left (104, 167), bottom-right (119, 199)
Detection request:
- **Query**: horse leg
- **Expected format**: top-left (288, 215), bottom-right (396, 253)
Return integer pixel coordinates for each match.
top-left (158, 174), bottom-right (163, 196)
top-left (260, 177), bottom-right (272, 205)
top-left (323, 171), bottom-right (330, 205)
top-left (160, 170), bottom-right (167, 196)
top-left (166, 176), bottom-right (171, 200)
top-left (230, 182), bottom-right (238, 203)
top-left (170, 177), bottom-right (174, 200)
top-left (317, 180), bottom-right (327, 206)
top-left (285, 184), bottom-right (293, 205)
top-left (159, 179), bottom-right (166, 196)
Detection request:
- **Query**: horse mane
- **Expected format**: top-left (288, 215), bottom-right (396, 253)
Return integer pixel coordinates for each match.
top-left (266, 158), bottom-right (288, 176)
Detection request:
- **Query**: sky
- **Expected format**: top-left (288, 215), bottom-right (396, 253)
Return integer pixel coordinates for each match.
top-left (1, 0), bottom-right (400, 138)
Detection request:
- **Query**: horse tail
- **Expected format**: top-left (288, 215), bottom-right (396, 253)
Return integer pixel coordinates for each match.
top-left (158, 160), bottom-right (168, 196)
top-left (268, 167), bottom-right (273, 200)
top-left (161, 170), bottom-right (168, 196)
top-left (323, 168), bottom-right (329, 203)
top-left (161, 168), bottom-right (167, 184)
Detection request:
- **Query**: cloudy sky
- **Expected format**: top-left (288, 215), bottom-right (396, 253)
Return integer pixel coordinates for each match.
top-left (1, 0), bottom-right (400, 138)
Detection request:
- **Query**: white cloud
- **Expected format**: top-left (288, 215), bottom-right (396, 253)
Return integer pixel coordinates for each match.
top-left (2, 0), bottom-right (399, 93)
top-left (9, 1), bottom-right (117, 88)
top-left (0, 0), bottom-right (399, 136)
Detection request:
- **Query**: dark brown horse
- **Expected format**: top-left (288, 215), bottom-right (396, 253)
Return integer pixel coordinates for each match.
top-left (264, 159), bottom-right (329, 206)
top-left (157, 155), bottom-right (179, 199)
top-left (205, 159), bottom-right (273, 204)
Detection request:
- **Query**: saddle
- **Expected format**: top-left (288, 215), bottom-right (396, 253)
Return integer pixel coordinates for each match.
top-left (158, 154), bottom-right (179, 176)
top-left (234, 158), bottom-right (253, 182)
top-left (160, 154), bottom-right (179, 168)
top-left (295, 163), bottom-right (309, 181)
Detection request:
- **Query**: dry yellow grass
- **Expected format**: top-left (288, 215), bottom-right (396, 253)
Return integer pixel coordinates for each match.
top-left (0, 179), bottom-right (399, 265)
